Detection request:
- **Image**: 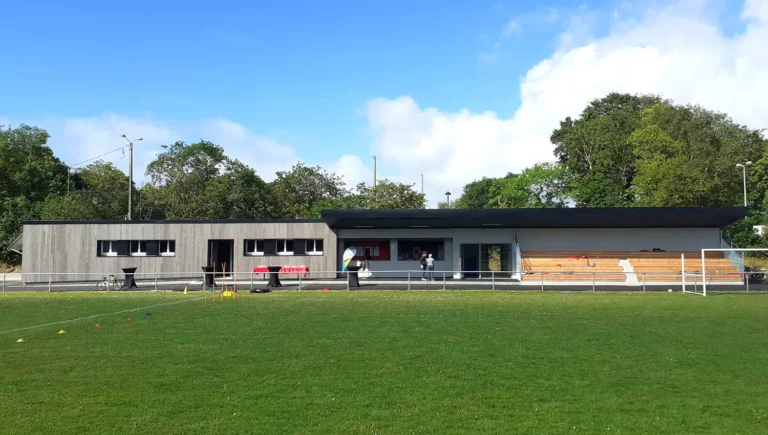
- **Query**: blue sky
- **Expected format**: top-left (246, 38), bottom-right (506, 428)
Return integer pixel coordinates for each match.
top-left (1, 0), bottom-right (765, 204)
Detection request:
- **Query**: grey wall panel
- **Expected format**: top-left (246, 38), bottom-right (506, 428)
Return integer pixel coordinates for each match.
top-left (22, 222), bottom-right (337, 282)
top-left (516, 228), bottom-right (720, 252)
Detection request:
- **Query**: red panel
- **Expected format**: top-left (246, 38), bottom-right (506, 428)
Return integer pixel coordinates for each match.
top-left (343, 240), bottom-right (390, 261)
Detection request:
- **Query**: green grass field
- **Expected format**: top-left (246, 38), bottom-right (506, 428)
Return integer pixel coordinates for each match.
top-left (2, 291), bottom-right (768, 434)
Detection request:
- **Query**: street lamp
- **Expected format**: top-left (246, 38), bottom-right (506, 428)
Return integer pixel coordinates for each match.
top-left (445, 191), bottom-right (451, 207)
top-left (736, 161), bottom-right (752, 207)
top-left (121, 134), bottom-right (143, 220)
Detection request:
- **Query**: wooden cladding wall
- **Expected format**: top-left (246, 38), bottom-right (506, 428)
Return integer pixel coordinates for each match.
top-left (22, 222), bottom-right (338, 282)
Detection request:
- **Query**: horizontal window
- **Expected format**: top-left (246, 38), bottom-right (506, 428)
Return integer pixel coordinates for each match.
top-left (344, 240), bottom-right (390, 261)
top-left (98, 240), bottom-right (175, 257)
top-left (398, 240), bottom-right (444, 261)
top-left (244, 239), bottom-right (265, 256)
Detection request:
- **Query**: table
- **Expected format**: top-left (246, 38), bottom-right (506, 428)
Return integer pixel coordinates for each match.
top-left (252, 266), bottom-right (310, 278)
top-left (120, 267), bottom-right (138, 289)
top-left (346, 264), bottom-right (361, 288)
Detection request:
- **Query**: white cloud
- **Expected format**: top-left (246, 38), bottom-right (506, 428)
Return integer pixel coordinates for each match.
top-left (478, 52), bottom-right (500, 63)
top-left (367, 0), bottom-right (768, 206)
top-left (501, 7), bottom-right (560, 38)
top-left (198, 117), bottom-right (297, 181)
top-left (328, 155), bottom-right (372, 190)
top-left (3, 113), bottom-right (299, 184)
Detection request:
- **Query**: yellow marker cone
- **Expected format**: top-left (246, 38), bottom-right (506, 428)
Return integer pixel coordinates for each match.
top-left (184, 286), bottom-right (188, 295)
top-left (58, 330), bottom-right (66, 334)
top-left (16, 338), bottom-right (25, 343)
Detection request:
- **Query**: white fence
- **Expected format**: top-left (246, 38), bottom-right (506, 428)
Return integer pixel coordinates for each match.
top-left (1, 269), bottom-right (760, 293)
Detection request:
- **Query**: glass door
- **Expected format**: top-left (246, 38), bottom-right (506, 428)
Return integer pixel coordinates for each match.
top-left (461, 244), bottom-right (480, 278)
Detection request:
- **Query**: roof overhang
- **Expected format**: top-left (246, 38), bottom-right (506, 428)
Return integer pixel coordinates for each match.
top-left (321, 207), bottom-right (748, 229)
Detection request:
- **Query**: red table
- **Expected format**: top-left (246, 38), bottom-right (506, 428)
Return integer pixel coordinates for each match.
top-left (253, 265), bottom-right (309, 277)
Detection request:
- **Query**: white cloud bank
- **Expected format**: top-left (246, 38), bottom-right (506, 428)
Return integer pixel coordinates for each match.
top-left (367, 0), bottom-right (768, 205)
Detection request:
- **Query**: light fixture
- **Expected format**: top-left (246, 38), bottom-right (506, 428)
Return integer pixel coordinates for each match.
top-left (481, 223), bottom-right (503, 226)
top-left (353, 225), bottom-right (374, 228)
top-left (409, 225), bottom-right (429, 228)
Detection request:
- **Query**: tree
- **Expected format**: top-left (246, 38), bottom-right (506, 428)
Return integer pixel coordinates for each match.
top-left (143, 141), bottom-right (273, 219)
top-left (270, 162), bottom-right (347, 219)
top-left (452, 177), bottom-right (499, 209)
top-left (357, 179), bottom-right (425, 209)
top-left (306, 179), bottom-right (425, 217)
top-left (630, 104), bottom-right (765, 207)
top-left (0, 125), bottom-right (70, 263)
top-left (0, 197), bottom-right (41, 263)
top-left (0, 124), bottom-right (69, 201)
top-left (41, 161), bottom-right (131, 220)
top-left (551, 93), bottom-right (666, 206)
top-left (487, 163), bottom-right (570, 208)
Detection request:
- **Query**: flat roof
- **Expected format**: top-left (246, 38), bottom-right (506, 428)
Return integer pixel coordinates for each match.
top-left (321, 207), bottom-right (747, 229)
top-left (22, 207), bottom-right (748, 229)
top-left (24, 219), bottom-right (325, 225)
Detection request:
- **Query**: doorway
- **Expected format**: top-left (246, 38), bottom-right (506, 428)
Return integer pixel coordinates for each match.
top-left (461, 244), bottom-right (480, 278)
top-left (208, 239), bottom-right (234, 277)
top-left (461, 243), bottom-right (513, 278)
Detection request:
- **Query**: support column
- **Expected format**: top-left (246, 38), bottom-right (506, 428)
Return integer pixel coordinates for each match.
top-left (453, 237), bottom-right (461, 279)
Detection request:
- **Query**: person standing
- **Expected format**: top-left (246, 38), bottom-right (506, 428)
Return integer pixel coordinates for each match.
top-left (426, 253), bottom-right (435, 281)
top-left (420, 251), bottom-right (428, 280)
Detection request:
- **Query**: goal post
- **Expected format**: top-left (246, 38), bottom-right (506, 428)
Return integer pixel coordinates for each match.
top-left (696, 248), bottom-right (768, 296)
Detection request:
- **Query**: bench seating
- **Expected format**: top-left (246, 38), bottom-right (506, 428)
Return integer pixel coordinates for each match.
top-left (521, 251), bottom-right (741, 284)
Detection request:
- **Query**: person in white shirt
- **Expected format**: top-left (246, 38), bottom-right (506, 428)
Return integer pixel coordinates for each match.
top-left (426, 253), bottom-right (435, 281)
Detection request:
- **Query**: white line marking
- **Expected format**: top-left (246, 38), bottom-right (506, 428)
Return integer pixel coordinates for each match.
top-left (0, 296), bottom-right (206, 335)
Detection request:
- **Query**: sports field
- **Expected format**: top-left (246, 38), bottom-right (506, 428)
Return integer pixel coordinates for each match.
top-left (2, 291), bottom-right (767, 434)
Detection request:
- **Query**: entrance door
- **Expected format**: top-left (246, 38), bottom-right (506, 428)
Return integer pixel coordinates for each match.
top-left (208, 240), bottom-right (234, 276)
top-left (461, 244), bottom-right (480, 278)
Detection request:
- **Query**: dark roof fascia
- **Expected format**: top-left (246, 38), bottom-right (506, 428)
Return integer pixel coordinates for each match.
top-left (321, 207), bottom-right (748, 229)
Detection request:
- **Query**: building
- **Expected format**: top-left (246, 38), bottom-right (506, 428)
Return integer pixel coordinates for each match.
top-left (14, 207), bottom-right (747, 283)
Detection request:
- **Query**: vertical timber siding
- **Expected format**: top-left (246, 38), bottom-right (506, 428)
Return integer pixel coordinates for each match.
top-left (22, 222), bottom-right (337, 282)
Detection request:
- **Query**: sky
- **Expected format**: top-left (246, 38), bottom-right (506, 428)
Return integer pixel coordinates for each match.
top-left (1, 0), bottom-right (768, 206)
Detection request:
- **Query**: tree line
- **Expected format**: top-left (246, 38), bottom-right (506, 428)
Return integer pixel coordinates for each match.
top-left (3, 92), bottom-right (768, 265)
top-left (439, 93), bottom-right (768, 248)
top-left (0, 129), bottom-right (424, 264)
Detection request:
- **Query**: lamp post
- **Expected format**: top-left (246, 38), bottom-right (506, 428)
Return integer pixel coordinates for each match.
top-left (121, 134), bottom-right (143, 220)
top-left (445, 191), bottom-right (451, 208)
top-left (736, 161), bottom-right (752, 207)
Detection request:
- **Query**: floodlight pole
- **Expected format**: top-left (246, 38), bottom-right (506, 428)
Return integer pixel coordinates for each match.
top-left (736, 162), bottom-right (752, 207)
top-left (122, 134), bottom-right (143, 220)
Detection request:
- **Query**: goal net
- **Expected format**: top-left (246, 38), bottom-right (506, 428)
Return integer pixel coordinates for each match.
top-left (684, 248), bottom-right (768, 296)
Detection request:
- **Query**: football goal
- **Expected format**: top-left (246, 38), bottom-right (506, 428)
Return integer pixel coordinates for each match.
top-left (684, 248), bottom-right (768, 296)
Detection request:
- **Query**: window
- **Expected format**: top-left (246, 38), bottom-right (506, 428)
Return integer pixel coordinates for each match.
top-left (130, 241), bottom-right (147, 256)
top-left (398, 240), bottom-right (444, 261)
top-left (99, 240), bottom-right (173, 257)
top-left (100, 241), bottom-right (118, 257)
top-left (245, 239), bottom-right (265, 256)
top-left (159, 240), bottom-right (175, 256)
top-left (98, 241), bottom-right (129, 257)
top-left (363, 246), bottom-right (379, 257)
top-left (277, 239), bottom-right (294, 255)
top-left (343, 240), bottom-right (390, 261)
top-left (306, 239), bottom-right (324, 255)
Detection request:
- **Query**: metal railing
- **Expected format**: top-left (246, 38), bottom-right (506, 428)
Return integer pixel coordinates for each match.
top-left (1, 269), bottom-right (762, 293)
